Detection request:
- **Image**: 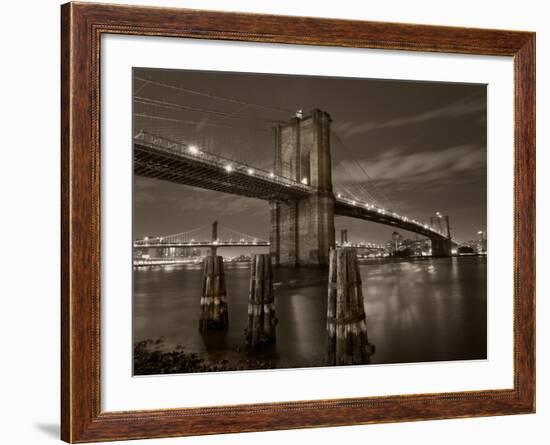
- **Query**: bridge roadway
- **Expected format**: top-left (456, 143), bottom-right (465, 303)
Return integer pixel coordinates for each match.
top-left (134, 132), bottom-right (449, 244)
top-left (134, 132), bottom-right (311, 201)
top-left (334, 200), bottom-right (443, 240)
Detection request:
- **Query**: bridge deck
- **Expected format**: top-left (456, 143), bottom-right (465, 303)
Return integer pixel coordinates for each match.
top-left (134, 132), bottom-right (311, 201)
top-left (334, 199), bottom-right (448, 241)
top-left (134, 132), bottom-right (450, 243)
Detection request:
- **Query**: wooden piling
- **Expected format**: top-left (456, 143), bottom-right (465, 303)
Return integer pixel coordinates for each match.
top-left (327, 247), bottom-right (374, 365)
top-left (245, 254), bottom-right (277, 348)
top-left (327, 248), bottom-right (338, 364)
top-left (199, 255), bottom-right (229, 331)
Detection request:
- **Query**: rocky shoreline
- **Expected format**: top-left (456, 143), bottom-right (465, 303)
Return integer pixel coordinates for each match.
top-left (133, 338), bottom-right (276, 375)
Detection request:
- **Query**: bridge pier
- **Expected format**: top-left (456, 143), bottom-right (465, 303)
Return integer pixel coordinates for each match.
top-left (431, 237), bottom-right (452, 257)
top-left (210, 220), bottom-right (218, 257)
top-left (270, 109), bottom-right (335, 267)
top-left (340, 229), bottom-right (348, 245)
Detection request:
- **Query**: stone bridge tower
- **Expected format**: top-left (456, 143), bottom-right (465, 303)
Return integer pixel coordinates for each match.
top-left (430, 237), bottom-right (452, 257)
top-left (270, 109), bottom-right (335, 267)
top-left (430, 215), bottom-right (453, 257)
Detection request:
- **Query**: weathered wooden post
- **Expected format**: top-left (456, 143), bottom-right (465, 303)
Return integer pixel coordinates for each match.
top-left (199, 254), bottom-right (229, 330)
top-left (327, 247), bottom-right (374, 365)
top-left (245, 254), bottom-right (277, 348)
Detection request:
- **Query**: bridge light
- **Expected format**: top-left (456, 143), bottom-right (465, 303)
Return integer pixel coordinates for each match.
top-left (301, 177), bottom-right (308, 185)
top-left (337, 193), bottom-right (342, 198)
top-left (351, 200), bottom-right (356, 205)
top-left (224, 164), bottom-right (233, 173)
top-left (436, 211), bottom-right (442, 218)
top-left (269, 172), bottom-right (275, 178)
top-left (247, 168), bottom-right (254, 175)
top-left (188, 144), bottom-right (199, 154)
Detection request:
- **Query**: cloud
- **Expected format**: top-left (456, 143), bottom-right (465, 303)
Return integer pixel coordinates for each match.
top-left (333, 143), bottom-right (485, 187)
top-left (333, 95), bottom-right (485, 137)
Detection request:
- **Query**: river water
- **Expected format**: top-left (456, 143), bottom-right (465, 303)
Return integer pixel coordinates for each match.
top-left (133, 256), bottom-right (486, 372)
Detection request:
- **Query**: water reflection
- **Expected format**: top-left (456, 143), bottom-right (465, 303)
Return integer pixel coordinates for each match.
top-left (133, 256), bottom-right (487, 373)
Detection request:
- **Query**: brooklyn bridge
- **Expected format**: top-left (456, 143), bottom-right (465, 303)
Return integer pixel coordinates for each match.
top-left (133, 108), bottom-right (453, 265)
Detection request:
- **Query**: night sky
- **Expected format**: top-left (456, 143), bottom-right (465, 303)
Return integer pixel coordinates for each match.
top-left (133, 68), bottom-right (486, 250)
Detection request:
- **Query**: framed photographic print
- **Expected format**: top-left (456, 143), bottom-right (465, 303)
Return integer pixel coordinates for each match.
top-left (61, 2), bottom-right (535, 442)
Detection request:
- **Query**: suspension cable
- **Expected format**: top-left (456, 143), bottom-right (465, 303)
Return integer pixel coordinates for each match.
top-left (331, 130), bottom-right (396, 211)
top-left (134, 76), bottom-right (295, 115)
top-left (219, 225), bottom-right (267, 241)
top-left (134, 96), bottom-right (282, 125)
top-left (134, 113), bottom-right (269, 132)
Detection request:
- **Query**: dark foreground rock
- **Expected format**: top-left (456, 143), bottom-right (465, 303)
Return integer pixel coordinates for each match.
top-left (134, 338), bottom-right (275, 375)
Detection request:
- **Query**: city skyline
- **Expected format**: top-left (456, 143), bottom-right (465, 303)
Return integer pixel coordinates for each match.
top-left (133, 68), bottom-right (487, 246)
top-left (133, 227), bottom-right (487, 261)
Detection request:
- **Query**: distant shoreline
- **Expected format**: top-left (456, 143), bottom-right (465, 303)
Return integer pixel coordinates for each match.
top-left (133, 253), bottom-right (487, 268)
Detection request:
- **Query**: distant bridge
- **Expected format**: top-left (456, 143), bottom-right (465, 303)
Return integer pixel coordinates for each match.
top-left (134, 221), bottom-right (269, 258)
top-left (134, 222), bottom-right (384, 256)
top-left (135, 240), bottom-right (270, 249)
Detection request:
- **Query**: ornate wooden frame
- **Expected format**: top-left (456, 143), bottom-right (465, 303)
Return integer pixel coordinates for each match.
top-left (61, 2), bottom-right (536, 442)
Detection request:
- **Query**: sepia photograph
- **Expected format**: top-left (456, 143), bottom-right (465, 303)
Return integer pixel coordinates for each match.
top-left (132, 68), bottom-right (487, 376)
